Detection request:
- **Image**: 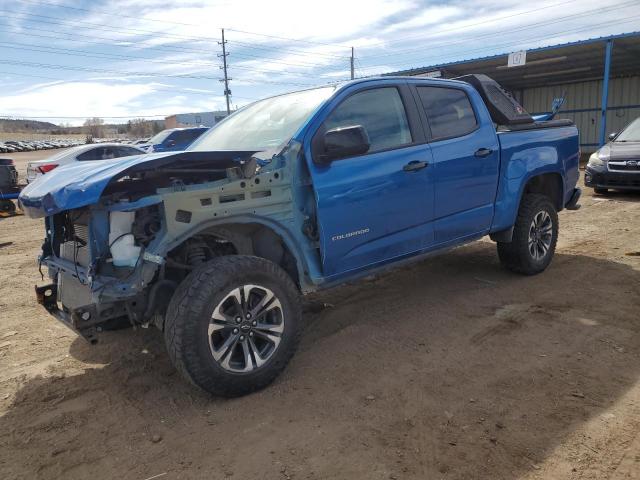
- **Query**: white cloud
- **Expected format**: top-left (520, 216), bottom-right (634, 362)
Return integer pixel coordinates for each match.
top-left (0, 0), bottom-right (632, 123)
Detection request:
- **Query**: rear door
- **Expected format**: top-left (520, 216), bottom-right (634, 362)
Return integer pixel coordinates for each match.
top-left (413, 84), bottom-right (500, 243)
top-left (307, 82), bottom-right (436, 278)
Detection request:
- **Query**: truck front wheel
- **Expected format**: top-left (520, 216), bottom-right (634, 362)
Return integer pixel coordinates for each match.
top-left (164, 255), bottom-right (302, 397)
top-left (497, 194), bottom-right (558, 275)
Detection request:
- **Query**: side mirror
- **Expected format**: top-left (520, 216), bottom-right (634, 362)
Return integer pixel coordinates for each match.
top-left (608, 132), bottom-right (617, 141)
top-left (321, 125), bottom-right (370, 162)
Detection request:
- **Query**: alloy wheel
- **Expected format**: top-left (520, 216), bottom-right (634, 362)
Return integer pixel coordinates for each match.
top-left (208, 284), bottom-right (284, 373)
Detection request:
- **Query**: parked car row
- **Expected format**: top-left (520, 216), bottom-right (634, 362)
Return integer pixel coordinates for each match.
top-left (22, 127), bottom-right (210, 183)
top-left (0, 139), bottom-right (83, 153)
top-left (26, 143), bottom-right (147, 183)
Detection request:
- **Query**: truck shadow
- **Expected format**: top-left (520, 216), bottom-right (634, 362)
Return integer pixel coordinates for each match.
top-left (2, 244), bottom-right (640, 479)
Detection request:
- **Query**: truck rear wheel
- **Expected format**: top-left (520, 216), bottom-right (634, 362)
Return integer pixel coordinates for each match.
top-left (497, 194), bottom-right (558, 275)
top-left (164, 255), bottom-right (302, 397)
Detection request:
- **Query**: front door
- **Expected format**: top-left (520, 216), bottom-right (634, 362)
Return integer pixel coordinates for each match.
top-left (308, 84), bottom-right (435, 278)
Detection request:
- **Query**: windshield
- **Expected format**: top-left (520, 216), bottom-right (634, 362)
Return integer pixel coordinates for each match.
top-left (189, 87), bottom-right (335, 152)
top-left (148, 130), bottom-right (173, 145)
top-left (615, 117), bottom-right (640, 142)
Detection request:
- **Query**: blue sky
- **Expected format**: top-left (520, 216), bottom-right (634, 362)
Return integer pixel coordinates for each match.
top-left (0, 0), bottom-right (636, 125)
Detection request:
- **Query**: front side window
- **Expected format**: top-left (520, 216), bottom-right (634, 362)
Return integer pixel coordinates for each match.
top-left (417, 87), bottom-right (477, 140)
top-left (324, 87), bottom-right (412, 153)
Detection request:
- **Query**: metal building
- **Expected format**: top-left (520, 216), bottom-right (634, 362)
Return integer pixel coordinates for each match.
top-left (165, 110), bottom-right (228, 129)
top-left (391, 31), bottom-right (640, 154)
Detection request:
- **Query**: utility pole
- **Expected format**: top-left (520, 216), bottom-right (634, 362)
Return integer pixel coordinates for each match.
top-left (350, 47), bottom-right (355, 80)
top-left (218, 28), bottom-right (231, 115)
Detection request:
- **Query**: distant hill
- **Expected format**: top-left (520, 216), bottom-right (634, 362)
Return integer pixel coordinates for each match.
top-left (0, 118), bottom-right (59, 133)
top-left (0, 118), bottom-right (165, 136)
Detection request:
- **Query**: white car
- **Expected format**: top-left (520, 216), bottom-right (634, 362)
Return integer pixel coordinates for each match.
top-left (26, 143), bottom-right (146, 183)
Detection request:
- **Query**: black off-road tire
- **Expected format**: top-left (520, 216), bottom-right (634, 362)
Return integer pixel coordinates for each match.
top-left (164, 255), bottom-right (302, 397)
top-left (497, 194), bottom-right (558, 275)
top-left (594, 187), bottom-right (609, 195)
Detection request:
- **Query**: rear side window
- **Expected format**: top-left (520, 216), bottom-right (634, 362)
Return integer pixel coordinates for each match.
top-left (77, 148), bottom-right (101, 161)
top-left (417, 87), bottom-right (477, 140)
top-left (324, 87), bottom-right (412, 153)
top-left (77, 147), bottom-right (116, 161)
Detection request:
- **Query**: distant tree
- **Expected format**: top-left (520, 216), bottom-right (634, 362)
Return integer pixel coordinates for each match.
top-left (83, 117), bottom-right (105, 139)
top-left (128, 118), bottom-right (156, 138)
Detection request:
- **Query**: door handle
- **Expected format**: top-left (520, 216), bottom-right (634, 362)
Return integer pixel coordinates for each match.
top-left (403, 160), bottom-right (428, 172)
top-left (474, 148), bottom-right (493, 158)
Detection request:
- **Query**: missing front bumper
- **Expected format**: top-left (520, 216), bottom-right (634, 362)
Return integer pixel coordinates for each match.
top-left (35, 284), bottom-right (128, 344)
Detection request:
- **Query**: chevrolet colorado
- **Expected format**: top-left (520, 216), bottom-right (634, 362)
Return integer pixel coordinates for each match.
top-left (20, 75), bottom-right (581, 396)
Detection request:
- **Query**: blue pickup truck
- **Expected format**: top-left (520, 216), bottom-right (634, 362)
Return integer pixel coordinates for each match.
top-left (20, 75), bottom-right (580, 396)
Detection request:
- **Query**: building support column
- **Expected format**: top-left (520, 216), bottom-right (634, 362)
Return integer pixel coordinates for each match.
top-left (599, 39), bottom-right (613, 146)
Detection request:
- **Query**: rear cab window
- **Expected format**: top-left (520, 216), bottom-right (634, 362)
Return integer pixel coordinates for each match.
top-left (416, 86), bottom-right (478, 140)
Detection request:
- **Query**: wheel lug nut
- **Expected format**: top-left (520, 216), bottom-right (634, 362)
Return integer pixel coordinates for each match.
top-left (249, 332), bottom-right (254, 337)
top-left (235, 317), bottom-right (242, 323)
top-left (252, 321), bottom-right (257, 326)
top-left (240, 335), bottom-right (245, 341)
top-left (246, 313), bottom-right (251, 319)
top-left (232, 328), bottom-right (238, 334)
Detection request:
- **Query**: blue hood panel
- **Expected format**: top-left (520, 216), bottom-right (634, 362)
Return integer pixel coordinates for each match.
top-left (19, 150), bottom-right (255, 218)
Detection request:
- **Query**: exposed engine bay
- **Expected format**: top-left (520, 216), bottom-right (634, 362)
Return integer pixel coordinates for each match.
top-left (30, 145), bottom-right (316, 343)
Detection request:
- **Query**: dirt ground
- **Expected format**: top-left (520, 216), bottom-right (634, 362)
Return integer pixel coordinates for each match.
top-left (1, 151), bottom-right (639, 480)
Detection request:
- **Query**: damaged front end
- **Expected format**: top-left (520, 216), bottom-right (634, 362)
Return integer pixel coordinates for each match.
top-left (20, 149), bottom-right (288, 344)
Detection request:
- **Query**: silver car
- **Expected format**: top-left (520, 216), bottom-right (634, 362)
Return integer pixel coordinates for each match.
top-left (27, 143), bottom-right (146, 183)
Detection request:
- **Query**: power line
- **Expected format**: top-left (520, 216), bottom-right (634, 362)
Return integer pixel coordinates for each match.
top-left (359, 0), bottom-right (583, 48)
top-left (5, 7), bottom-right (351, 62)
top-left (0, 59), bottom-right (221, 80)
top-left (1, 114), bottom-right (168, 119)
top-left (0, 23), bottom-right (217, 55)
top-left (225, 28), bottom-right (351, 48)
top-left (14, 0), bottom-right (346, 50)
top-left (0, 42), bottom-right (342, 79)
top-left (0, 70), bottom-right (260, 100)
top-left (16, 0), bottom-right (211, 28)
top-left (1, 9), bottom-right (214, 44)
top-left (359, 15), bottom-right (640, 72)
top-left (228, 51), bottom-right (322, 68)
top-left (361, 0), bottom-right (638, 60)
top-left (0, 59), bottom-right (318, 87)
top-left (0, 26), bottom-right (340, 70)
top-left (227, 40), bottom-right (349, 59)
